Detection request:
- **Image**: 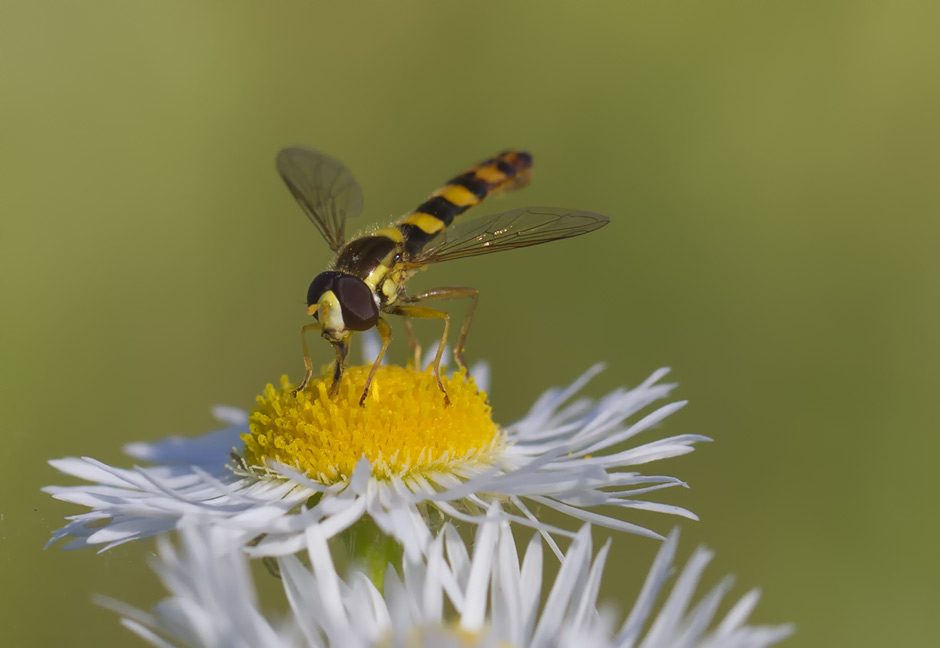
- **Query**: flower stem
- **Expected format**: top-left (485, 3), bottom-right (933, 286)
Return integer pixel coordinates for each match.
top-left (343, 518), bottom-right (403, 593)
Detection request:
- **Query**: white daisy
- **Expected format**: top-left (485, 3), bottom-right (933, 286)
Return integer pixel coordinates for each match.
top-left (46, 346), bottom-right (707, 559)
top-left (97, 519), bottom-right (297, 648)
top-left (105, 512), bottom-right (793, 648)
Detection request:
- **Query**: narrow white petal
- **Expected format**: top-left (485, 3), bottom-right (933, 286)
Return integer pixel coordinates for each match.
top-left (492, 523), bottom-right (524, 643)
top-left (617, 529), bottom-right (679, 646)
top-left (529, 525), bottom-right (592, 647)
top-left (118, 618), bottom-right (178, 648)
top-left (677, 576), bottom-right (735, 645)
top-left (713, 589), bottom-right (761, 636)
top-left (421, 534), bottom-right (447, 622)
top-left (459, 509), bottom-right (501, 632)
top-left (570, 538), bottom-right (611, 635)
top-left (303, 526), bottom-right (353, 644)
top-left (572, 401), bottom-right (689, 457)
top-left (470, 361), bottom-right (491, 393)
top-left (519, 532), bottom-right (544, 639)
top-left (527, 495), bottom-right (666, 540)
top-left (444, 523), bottom-right (471, 587)
top-left (640, 547), bottom-right (714, 647)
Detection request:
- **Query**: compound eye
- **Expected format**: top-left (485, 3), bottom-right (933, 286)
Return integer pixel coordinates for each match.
top-left (307, 271), bottom-right (341, 319)
top-left (334, 275), bottom-right (379, 331)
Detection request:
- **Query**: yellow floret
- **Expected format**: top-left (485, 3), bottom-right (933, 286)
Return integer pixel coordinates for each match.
top-left (242, 365), bottom-right (501, 484)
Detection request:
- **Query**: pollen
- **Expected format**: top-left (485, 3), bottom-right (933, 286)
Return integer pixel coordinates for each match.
top-left (242, 366), bottom-right (501, 484)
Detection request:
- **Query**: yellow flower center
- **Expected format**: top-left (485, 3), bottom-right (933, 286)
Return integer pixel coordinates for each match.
top-left (242, 366), bottom-right (501, 484)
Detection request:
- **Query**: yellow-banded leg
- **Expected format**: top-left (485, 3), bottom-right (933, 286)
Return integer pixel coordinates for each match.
top-left (403, 287), bottom-right (479, 371)
top-left (359, 318), bottom-right (392, 406)
top-left (393, 287), bottom-right (479, 405)
top-left (390, 303), bottom-right (452, 405)
top-left (291, 320), bottom-right (350, 398)
top-left (292, 322), bottom-right (322, 396)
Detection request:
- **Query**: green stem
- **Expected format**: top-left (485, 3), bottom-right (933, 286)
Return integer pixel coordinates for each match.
top-left (342, 518), bottom-right (403, 593)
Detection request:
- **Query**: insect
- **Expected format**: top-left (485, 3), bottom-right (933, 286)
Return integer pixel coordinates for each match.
top-left (277, 147), bottom-right (609, 405)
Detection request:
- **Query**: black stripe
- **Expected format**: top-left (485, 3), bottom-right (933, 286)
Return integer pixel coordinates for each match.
top-left (413, 195), bottom-right (469, 226)
top-left (448, 172), bottom-right (490, 199)
top-left (495, 159), bottom-right (514, 175)
top-left (398, 223), bottom-right (438, 257)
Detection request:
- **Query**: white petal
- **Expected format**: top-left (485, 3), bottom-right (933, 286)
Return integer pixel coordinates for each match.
top-left (459, 507), bottom-right (501, 632)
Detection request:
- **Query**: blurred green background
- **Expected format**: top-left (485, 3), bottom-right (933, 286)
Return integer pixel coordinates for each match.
top-left (2, 1), bottom-right (938, 645)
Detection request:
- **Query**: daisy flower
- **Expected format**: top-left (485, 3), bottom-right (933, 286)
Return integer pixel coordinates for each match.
top-left (98, 520), bottom-right (297, 648)
top-left (104, 512), bottom-right (793, 648)
top-left (45, 341), bottom-right (708, 559)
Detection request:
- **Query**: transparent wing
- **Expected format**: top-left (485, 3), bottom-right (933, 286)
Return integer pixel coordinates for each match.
top-left (410, 206), bottom-right (609, 264)
top-left (276, 146), bottom-right (364, 252)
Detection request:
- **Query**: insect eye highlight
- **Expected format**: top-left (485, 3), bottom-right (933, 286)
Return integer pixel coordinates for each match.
top-left (334, 275), bottom-right (379, 331)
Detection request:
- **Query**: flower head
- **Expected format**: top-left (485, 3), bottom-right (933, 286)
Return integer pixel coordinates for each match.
top-left (244, 366), bottom-right (499, 483)
top-left (105, 514), bottom-right (793, 648)
top-left (46, 343), bottom-right (707, 559)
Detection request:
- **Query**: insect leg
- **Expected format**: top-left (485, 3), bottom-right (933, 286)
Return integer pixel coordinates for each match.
top-left (360, 318), bottom-right (392, 406)
top-left (403, 287), bottom-right (479, 372)
top-left (390, 304), bottom-right (452, 406)
top-left (292, 322), bottom-right (323, 395)
top-left (328, 338), bottom-right (350, 398)
top-left (402, 318), bottom-right (422, 369)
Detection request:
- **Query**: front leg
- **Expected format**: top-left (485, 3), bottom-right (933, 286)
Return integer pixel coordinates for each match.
top-left (292, 322), bottom-right (322, 396)
top-left (328, 338), bottom-right (350, 398)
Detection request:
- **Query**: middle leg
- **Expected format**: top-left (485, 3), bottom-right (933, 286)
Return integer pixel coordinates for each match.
top-left (402, 318), bottom-right (422, 369)
top-left (401, 287), bottom-right (479, 371)
top-left (359, 318), bottom-right (392, 406)
top-left (389, 303), bottom-right (451, 405)
top-left (292, 322), bottom-right (322, 396)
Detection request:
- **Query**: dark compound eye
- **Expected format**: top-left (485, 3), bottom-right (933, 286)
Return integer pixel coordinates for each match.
top-left (307, 271), bottom-right (342, 319)
top-left (334, 275), bottom-right (379, 331)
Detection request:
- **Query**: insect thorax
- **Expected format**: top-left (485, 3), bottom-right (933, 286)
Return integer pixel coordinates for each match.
top-left (333, 233), bottom-right (406, 307)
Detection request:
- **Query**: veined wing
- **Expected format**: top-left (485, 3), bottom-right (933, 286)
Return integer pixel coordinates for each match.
top-left (409, 206), bottom-right (609, 264)
top-left (276, 147), bottom-right (364, 252)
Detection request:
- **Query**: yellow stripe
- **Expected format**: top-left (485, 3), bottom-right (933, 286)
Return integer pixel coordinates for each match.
top-left (435, 184), bottom-right (480, 207)
top-left (365, 263), bottom-right (389, 290)
top-left (401, 212), bottom-right (446, 234)
top-left (372, 227), bottom-right (405, 243)
top-left (474, 164), bottom-right (507, 184)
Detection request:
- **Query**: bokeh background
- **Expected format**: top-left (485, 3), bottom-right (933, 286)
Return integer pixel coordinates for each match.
top-left (2, 1), bottom-right (938, 646)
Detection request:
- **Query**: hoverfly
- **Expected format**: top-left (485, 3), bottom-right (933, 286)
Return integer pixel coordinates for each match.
top-left (277, 147), bottom-right (609, 405)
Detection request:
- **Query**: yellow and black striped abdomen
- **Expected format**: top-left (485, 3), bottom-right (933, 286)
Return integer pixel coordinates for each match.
top-left (397, 150), bottom-right (533, 257)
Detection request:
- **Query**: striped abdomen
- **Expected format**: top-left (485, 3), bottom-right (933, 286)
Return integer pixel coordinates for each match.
top-left (397, 150), bottom-right (533, 257)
